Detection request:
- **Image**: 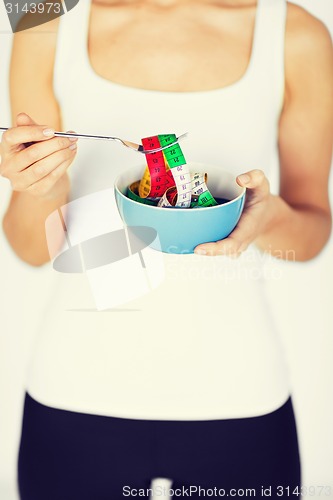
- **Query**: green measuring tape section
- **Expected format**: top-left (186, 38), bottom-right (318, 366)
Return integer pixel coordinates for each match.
top-left (158, 134), bottom-right (187, 168)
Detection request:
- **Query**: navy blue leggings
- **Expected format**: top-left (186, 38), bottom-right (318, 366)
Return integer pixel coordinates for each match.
top-left (18, 393), bottom-right (301, 499)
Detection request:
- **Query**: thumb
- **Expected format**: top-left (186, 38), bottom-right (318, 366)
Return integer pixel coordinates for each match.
top-left (16, 112), bottom-right (37, 127)
top-left (236, 169), bottom-right (270, 202)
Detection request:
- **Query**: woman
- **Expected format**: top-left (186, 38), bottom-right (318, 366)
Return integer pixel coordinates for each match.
top-left (1, 0), bottom-right (332, 498)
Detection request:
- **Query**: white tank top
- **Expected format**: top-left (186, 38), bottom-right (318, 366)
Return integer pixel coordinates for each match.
top-left (26, 0), bottom-right (291, 419)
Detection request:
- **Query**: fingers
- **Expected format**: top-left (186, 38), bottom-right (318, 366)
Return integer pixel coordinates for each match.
top-left (8, 145), bottom-right (77, 192)
top-left (5, 135), bottom-right (77, 174)
top-left (194, 236), bottom-right (247, 257)
top-left (236, 169), bottom-right (267, 188)
top-left (194, 170), bottom-right (270, 257)
top-left (1, 124), bottom-right (55, 153)
top-left (14, 114), bottom-right (40, 149)
top-left (236, 169), bottom-right (270, 203)
top-left (0, 114), bottom-right (78, 200)
top-left (15, 112), bottom-right (37, 127)
top-left (1, 112), bottom-right (58, 153)
top-left (27, 156), bottom-right (75, 198)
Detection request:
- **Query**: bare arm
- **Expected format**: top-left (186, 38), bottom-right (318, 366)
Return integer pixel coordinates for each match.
top-left (1, 15), bottom-right (77, 266)
top-left (195, 5), bottom-right (333, 261)
top-left (256, 5), bottom-right (333, 260)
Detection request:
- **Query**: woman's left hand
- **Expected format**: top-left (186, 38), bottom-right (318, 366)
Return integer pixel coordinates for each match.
top-left (194, 169), bottom-right (271, 257)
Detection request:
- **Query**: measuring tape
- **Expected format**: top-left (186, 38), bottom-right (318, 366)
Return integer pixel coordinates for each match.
top-left (139, 136), bottom-right (168, 199)
top-left (190, 172), bottom-right (217, 208)
top-left (139, 134), bottom-right (192, 208)
top-left (127, 181), bottom-right (158, 206)
top-left (128, 134), bottom-right (218, 209)
top-left (158, 134), bottom-right (192, 208)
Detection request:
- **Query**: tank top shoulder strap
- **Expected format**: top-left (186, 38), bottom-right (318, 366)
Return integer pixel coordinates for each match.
top-left (250, 0), bottom-right (287, 107)
top-left (53, 0), bottom-right (92, 105)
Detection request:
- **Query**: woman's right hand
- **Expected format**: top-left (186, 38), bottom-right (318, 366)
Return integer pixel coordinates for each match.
top-left (0, 113), bottom-right (78, 200)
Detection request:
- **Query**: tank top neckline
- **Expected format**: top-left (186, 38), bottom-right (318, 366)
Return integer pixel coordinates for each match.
top-left (78, 0), bottom-right (265, 96)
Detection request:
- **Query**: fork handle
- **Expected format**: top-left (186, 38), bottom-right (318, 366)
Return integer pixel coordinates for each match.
top-left (0, 127), bottom-right (117, 142)
top-left (54, 131), bottom-right (118, 141)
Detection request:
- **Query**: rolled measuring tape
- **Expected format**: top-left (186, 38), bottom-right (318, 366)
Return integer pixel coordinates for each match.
top-left (127, 181), bottom-right (159, 206)
top-left (131, 133), bottom-right (218, 209)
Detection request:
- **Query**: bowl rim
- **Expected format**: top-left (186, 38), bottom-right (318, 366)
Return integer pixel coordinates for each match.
top-left (114, 166), bottom-right (246, 212)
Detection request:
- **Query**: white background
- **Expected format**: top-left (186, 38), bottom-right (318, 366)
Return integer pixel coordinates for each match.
top-left (0, 1), bottom-right (332, 499)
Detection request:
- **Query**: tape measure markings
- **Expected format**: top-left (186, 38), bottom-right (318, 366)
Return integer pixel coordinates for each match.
top-left (190, 173), bottom-right (218, 208)
top-left (139, 136), bottom-right (168, 198)
top-left (157, 134), bottom-right (191, 208)
top-left (128, 181), bottom-right (159, 206)
top-left (129, 133), bottom-right (218, 209)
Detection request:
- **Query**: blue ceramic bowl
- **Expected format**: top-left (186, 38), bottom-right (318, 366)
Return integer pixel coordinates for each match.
top-left (115, 162), bottom-right (246, 254)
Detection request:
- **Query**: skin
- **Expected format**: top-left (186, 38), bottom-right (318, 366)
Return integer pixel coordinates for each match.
top-left (1, 0), bottom-right (332, 265)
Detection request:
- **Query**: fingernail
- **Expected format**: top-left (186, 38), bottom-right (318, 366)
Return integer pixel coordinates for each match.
top-left (43, 128), bottom-right (55, 137)
top-left (69, 143), bottom-right (77, 151)
top-left (238, 174), bottom-right (250, 185)
top-left (195, 248), bottom-right (207, 255)
top-left (66, 131), bottom-right (77, 142)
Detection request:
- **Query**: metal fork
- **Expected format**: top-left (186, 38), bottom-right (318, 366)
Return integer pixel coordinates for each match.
top-left (0, 128), bottom-right (188, 154)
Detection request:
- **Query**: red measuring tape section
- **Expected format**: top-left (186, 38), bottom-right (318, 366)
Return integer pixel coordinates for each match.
top-left (139, 136), bottom-right (168, 199)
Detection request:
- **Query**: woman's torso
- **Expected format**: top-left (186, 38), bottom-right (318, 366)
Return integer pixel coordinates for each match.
top-left (26, 0), bottom-right (291, 419)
